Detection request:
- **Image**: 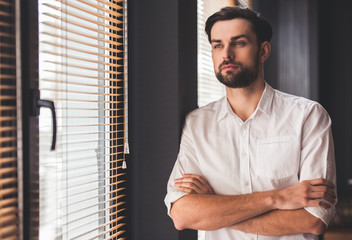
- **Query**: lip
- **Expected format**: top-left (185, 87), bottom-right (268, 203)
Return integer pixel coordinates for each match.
top-left (222, 64), bottom-right (238, 71)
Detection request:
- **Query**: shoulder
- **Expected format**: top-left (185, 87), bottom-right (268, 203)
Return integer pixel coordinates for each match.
top-left (273, 89), bottom-right (330, 119)
top-left (185, 97), bottom-right (225, 126)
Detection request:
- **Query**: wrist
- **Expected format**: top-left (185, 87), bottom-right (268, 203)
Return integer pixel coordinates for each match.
top-left (270, 189), bottom-right (282, 209)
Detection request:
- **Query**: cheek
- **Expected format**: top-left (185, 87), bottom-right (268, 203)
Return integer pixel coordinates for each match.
top-left (212, 55), bottom-right (220, 70)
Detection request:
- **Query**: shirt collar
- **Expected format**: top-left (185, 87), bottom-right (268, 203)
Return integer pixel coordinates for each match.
top-left (217, 96), bottom-right (229, 122)
top-left (217, 81), bottom-right (274, 122)
top-left (256, 82), bottom-right (274, 117)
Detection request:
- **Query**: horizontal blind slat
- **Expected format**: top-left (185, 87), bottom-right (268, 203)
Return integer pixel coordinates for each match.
top-left (0, 198), bottom-right (17, 208)
top-left (0, 206), bottom-right (17, 217)
top-left (0, 137), bottom-right (17, 143)
top-left (0, 225), bottom-right (17, 238)
top-left (0, 167), bottom-right (17, 176)
top-left (37, 98), bottom-right (123, 104)
top-left (0, 214), bottom-right (17, 226)
top-left (0, 147), bottom-right (17, 154)
top-left (41, 78), bottom-right (123, 89)
top-left (0, 32), bottom-right (14, 38)
top-left (41, 41), bottom-right (122, 59)
top-left (39, 173), bottom-right (126, 195)
top-left (0, 106), bottom-right (17, 111)
top-left (41, 49), bottom-right (123, 65)
top-left (0, 188), bottom-right (17, 198)
top-left (39, 153), bottom-right (125, 165)
top-left (0, 177), bottom-right (17, 187)
top-left (0, 1), bottom-right (12, 6)
top-left (0, 157), bottom-right (17, 166)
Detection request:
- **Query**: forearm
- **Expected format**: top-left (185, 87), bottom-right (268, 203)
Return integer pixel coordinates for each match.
top-left (170, 190), bottom-right (277, 231)
top-left (231, 209), bottom-right (326, 235)
top-left (171, 175), bottom-right (335, 232)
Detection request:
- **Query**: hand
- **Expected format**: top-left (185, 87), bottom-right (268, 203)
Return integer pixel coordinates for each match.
top-left (174, 174), bottom-right (215, 195)
top-left (275, 178), bottom-right (336, 210)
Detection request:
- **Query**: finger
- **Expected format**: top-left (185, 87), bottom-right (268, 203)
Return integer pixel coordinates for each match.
top-left (182, 174), bottom-right (209, 185)
top-left (309, 192), bottom-right (336, 205)
top-left (309, 178), bottom-right (335, 188)
top-left (311, 186), bottom-right (336, 198)
top-left (176, 186), bottom-right (194, 194)
top-left (176, 176), bottom-right (204, 189)
top-left (176, 184), bottom-right (198, 193)
top-left (176, 178), bottom-right (214, 194)
top-left (307, 199), bottom-right (331, 209)
top-left (176, 175), bottom-right (214, 194)
top-left (175, 181), bottom-right (201, 193)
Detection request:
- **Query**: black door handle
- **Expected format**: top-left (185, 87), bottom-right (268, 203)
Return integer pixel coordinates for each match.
top-left (32, 89), bottom-right (57, 151)
top-left (37, 99), bottom-right (57, 151)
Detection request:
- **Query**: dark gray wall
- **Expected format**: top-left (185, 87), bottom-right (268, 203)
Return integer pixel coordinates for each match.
top-left (127, 0), bottom-right (197, 239)
top-left (254, 0), bottom-right (319, 100)
top-left (318, 0), bottom-right (352, 197)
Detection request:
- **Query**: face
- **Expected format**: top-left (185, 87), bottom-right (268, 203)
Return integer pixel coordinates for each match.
top-left (210, 18), bottom-right (260, 88)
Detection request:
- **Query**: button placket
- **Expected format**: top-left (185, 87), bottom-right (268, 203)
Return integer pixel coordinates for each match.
top-left (240, 123), bottom-right (251, 194)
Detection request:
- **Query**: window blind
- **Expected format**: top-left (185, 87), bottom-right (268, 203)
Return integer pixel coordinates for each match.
top-left (0, 0), bottom-right (20, 239)
top-left (38, 0), bottom-right (127, 239)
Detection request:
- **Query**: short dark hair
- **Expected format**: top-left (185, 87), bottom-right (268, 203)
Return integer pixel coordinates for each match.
top-left (205, 6), bottom-right (272, 45)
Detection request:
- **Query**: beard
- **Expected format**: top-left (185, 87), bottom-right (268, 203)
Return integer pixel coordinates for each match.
top-left (216, 53), bottom-right (260, 89)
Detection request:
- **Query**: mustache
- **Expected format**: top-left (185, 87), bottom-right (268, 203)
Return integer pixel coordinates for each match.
top-left (219, 60), bottom-right (243, 69)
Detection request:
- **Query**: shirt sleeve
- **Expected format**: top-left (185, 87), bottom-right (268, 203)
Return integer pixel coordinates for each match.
top-left (164, 119), bottom-right (203, 217)
top-left (299, 103), bottom-right (337, 226)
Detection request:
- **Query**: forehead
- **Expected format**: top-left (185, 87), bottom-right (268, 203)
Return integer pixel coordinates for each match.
top-left (210, 18), bottom-right (255, 41)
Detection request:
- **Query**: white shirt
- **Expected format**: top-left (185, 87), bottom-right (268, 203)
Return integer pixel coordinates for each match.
top-left (164, 83), bottom-right (336, 240)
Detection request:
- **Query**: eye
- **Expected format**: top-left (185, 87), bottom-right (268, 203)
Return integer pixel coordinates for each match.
top-left (232, 41), bottom-right (245, 47)
top-left (212, 44), bottom-right (223, 49)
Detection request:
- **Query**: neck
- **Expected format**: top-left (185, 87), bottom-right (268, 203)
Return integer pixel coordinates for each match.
top-left (225, 77), bottom-right (265, 122)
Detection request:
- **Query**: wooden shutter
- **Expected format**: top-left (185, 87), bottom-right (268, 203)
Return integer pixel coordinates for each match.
top-left (0, 0), bottom-right (20, 239)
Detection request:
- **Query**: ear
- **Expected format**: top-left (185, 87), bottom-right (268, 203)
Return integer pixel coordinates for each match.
top-left (259, 41), bottom-right (271, 63)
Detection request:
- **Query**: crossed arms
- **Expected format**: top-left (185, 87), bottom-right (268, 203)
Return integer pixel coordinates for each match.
top-left (170, 174), bottom-right (336, 235)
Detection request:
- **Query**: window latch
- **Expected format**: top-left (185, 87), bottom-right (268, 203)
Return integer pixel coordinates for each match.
top-left (32, 89), bottom-right (57, 151)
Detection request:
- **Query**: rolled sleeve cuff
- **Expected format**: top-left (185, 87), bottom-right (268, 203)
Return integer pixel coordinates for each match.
top-left (164, 188), bottom-right (189, 217)
top-left (304, 206), bottom-right (336, 227)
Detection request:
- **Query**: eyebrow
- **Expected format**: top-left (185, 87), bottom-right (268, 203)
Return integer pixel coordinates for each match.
top-left (211, 34), bottom-right (249, 44)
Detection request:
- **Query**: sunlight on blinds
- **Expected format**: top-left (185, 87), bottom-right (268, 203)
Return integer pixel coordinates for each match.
top-left (38, 0), bottom-right (127, 239)
top-left (0, 0), bottom-right (20, 239)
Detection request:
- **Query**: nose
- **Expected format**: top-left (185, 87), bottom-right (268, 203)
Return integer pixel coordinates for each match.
top-left (223, 45), bottom-right (234, 60)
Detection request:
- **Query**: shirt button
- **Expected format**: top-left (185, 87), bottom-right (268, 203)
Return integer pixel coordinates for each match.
top-left (244, 181), bottom-right (249, 186)
top-left (241, 152), bottom-right (247, 158)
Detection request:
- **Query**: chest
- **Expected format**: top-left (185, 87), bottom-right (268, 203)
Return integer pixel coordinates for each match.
top-left (193, 118), bottom-right (301, 194)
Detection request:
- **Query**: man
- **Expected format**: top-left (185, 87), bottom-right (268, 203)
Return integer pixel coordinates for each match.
top-left (164, 6), bottom-right (336, 240)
